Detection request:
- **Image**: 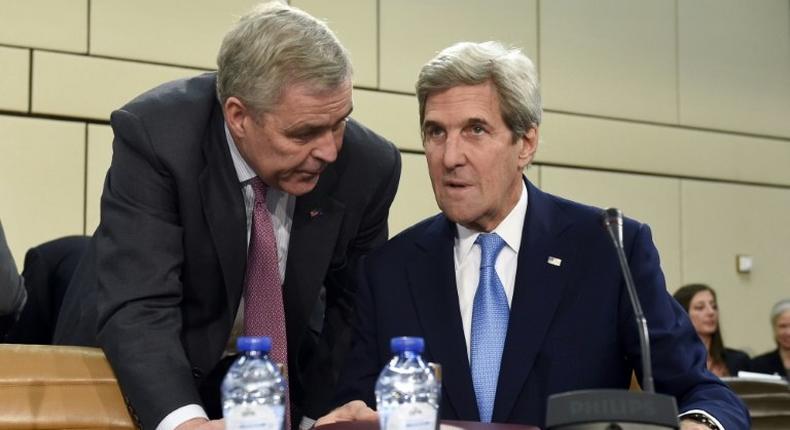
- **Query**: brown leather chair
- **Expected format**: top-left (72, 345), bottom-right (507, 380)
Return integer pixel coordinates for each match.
top-left (0, 344), bottom-right (136, 429)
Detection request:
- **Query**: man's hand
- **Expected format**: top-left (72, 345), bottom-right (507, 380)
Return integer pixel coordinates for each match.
top-left (174, 418), bottom-right (225, 430)
top-left (680, 419), bottom-right (714, 430)
top-left (315, 400), bottom-right (378, 427)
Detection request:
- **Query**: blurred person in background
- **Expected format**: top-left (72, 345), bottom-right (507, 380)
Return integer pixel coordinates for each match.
top-left (673, 284), bottom-right (750, 377)
top-left (751, 298), bottom-right (790, 379)
top-left (0, 220), bottom-right (26, 336)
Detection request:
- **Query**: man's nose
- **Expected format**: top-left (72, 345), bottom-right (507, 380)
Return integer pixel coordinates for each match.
top-left (442, 133), bottom-right (466, 169)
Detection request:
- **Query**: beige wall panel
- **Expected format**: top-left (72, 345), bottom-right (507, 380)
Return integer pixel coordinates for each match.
top-left (32, 51), bottom-right (203, 120)
top-left (678, 0), bottom-right (790, 138)
top-left (0, 46), bottom-right (29, 112)
top-left (0, 115), bottom-right (84, 264)
top-left (681, 180), bottom-right (790, 354)
top-left (0, 0), bottom-right (87, 52)
top-left (540, 0), bottom-right (677, 123)
top-left (379, 0), bottom-right (538, 93)
top-left (292, 0), bottom-right (377, 88)
top-left (540, 166), bottom-right (681, 290)
top-left (389, 152), bottom-right (437, 236)
top-left (353, 89), bottom-right (422, 151)
top-left (538, 112), bottom-right (790, 186)
top-left (86, 125), bottom-right (114, 234)
top-left (90, 0), bottom-right (260, 69)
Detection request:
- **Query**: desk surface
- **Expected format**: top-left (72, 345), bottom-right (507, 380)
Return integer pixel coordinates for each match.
top-left (319, 420), bottom-right (539, 430)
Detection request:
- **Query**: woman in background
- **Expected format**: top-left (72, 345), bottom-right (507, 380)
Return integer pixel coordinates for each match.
top-left (673, 284), bottom-right (750, 377)
top-left (751, 298), bottom-right (790, 379)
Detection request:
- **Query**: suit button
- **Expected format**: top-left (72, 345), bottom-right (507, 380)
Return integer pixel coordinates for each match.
top-left (192, 367), bottom-right (203, 378)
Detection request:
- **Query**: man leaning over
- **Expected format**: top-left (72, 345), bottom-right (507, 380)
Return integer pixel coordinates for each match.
top-left (53, 3), bottom-right (401, 430)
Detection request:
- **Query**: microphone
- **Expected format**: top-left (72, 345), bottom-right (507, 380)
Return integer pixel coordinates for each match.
top-left (602, 208), bottom-right (653, 393)
top-left (602, 207), bottom-right (623, 251)
top-left (544, 208), bottom-right (679, 429)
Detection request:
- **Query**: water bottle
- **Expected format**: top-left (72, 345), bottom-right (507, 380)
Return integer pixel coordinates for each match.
top-left (375, 336), bottom-right (441, 430)
top-left (222, 336), bottom-right (287, 430)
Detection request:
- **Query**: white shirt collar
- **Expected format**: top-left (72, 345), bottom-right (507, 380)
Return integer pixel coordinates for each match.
top-left (455, 180), bottom-right (528, 266)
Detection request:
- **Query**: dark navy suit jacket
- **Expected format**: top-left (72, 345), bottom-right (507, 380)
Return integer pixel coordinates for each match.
top-left (335, 178), bottom-right (749, 429)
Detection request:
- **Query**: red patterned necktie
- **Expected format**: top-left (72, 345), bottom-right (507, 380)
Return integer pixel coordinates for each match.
top-left (243, 177), bottom-right (291, 427)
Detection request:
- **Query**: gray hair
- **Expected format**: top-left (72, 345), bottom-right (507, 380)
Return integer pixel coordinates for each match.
top-left (216, 1), bottom-right (352, 115)
top-left (416, 41), bottom-right (542, 142)
top-left (770, 298), bottom-right (790, 325)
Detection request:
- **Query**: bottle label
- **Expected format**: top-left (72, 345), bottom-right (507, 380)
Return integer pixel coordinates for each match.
top-left (225, 404), bottom-right (284, 430)
top-left (382, 403), bottom-right (437, 430)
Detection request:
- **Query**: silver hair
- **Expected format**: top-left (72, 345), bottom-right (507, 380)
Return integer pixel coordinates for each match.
top-left (216, 1), bottom-right (352, 115)
top-left (770, 298), bottom-right (790, 325)
top-left (416, 41), bottom-right (542, 142)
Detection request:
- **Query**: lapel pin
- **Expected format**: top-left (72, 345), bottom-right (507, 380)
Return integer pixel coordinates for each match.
top-left (309, 208), bottom-right (322, 219)
top-left (547, 256), bottom-right (562, 267)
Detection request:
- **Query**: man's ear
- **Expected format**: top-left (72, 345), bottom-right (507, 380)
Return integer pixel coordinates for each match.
top-left (517, 127), bottom-right (539, 169)
top-left (223, 96), bottom-right (251, 139)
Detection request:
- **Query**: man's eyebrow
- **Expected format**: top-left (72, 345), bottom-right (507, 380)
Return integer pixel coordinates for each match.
top-left (422, 120), bottom-right (442, 129)
top-left (285, 123), bottom-right (322, 137)
top-left (284, 106), bottom-right (354, 136)
top-left (465, 117), bottom-right (491, 127)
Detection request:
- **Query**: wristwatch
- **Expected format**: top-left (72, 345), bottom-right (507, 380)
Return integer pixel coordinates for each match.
top-left (682, 413), bottom-right (719, 430)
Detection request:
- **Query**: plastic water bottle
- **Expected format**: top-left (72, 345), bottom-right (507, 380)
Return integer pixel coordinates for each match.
top-left (375, 336), bottom-right (441, 430)
top-left (222, 336), bottom-right (287, 430)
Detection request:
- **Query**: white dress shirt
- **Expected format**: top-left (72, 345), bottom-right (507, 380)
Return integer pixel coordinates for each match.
top-left (156, 124), bottom-right (295, 430)
top-left (454, 181), bottom-right (528, 359)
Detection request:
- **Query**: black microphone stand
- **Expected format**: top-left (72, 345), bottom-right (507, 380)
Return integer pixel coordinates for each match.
top-left (545, 208), bottom-right (679, 430)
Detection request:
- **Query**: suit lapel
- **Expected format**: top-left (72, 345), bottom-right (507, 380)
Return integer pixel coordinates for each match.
top-left (408, 216), bottom-right (480, 421)
top-left (493, 179), bottom-right (576, 422)
top-left (283, 164), bottom-right (344, 350)
top-left (198, 99), bottom-right (345, 354)
top-left (199, 103), bottom-right (247, 322)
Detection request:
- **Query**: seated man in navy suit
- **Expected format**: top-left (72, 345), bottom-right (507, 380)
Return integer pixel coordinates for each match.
top-left (318, 42), bottom-right (749, 430)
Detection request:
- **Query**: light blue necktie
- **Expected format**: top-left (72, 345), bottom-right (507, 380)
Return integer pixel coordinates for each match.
top-left (470, 233), bottom-right (509, 423)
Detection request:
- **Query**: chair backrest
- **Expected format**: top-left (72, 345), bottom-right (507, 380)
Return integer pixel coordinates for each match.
top-left (0, 344), bottom-right (136, 429)
top-left (723, 377), bottom-right (790, 430)
top-left (4, 235), bottom-right (90, 344)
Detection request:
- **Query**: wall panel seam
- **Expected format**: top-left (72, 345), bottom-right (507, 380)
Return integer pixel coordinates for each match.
top-left (27, 49), bottom-right (33, 113)
top-left (389, 150), bottom-right (790, 190)
top-left (546, 109), bottom-right (790, 143)
top-left (0, 109), bottom-right (110, 126)
top-left (673, 0), bottom-right (681, 125)
top-left (82, 124), bottom-right (89, 235)
top-left (536, 0), bottom-right (541, 76)
top-left (677, 179), bottom-right (684, 285)
top-left (87, 0), bottom-right (92, 54)
top-left (376, 0), bottom-right (381, 89)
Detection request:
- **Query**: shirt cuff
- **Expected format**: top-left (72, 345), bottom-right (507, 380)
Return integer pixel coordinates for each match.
top-left (680, 409), bottom-right (724, 430)
top-left (299, 416), bottom-right (317, 430)
top-left (155, 404), bottom-right (209, 430)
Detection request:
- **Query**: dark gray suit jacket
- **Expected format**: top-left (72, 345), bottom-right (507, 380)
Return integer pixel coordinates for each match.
top-left (54, 73), bottom-right (401, 430)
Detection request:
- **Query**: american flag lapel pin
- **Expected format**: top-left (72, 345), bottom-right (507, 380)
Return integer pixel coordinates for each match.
top-left (547, 256), bottom-right (562, 267)
top-left (309, 208), bottom-right (322, 219)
